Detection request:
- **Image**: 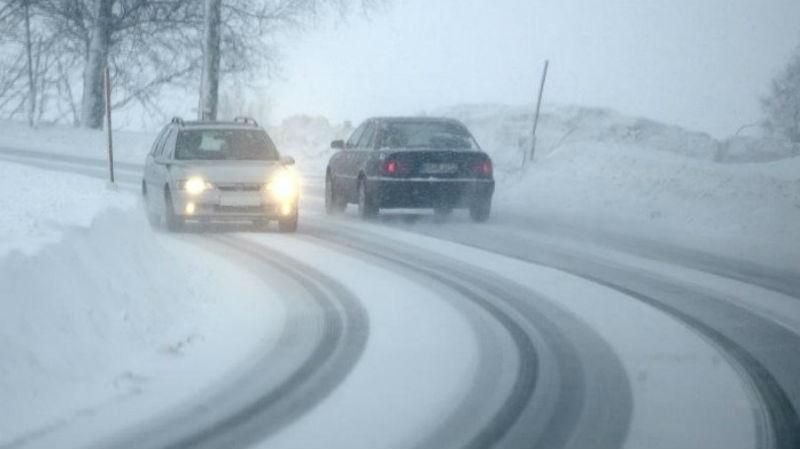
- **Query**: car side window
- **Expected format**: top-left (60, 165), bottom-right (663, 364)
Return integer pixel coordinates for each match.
top-left (358, 122), bottom-right (376, 149)
top-left (158, 129), bottom-right (178, 159)
top-left (346, 123), bottom-right (367, 149)
top-left (149, 127), bottom-right (169, 156)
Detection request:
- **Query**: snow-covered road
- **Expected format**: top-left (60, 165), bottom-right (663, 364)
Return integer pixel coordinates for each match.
top-left (1, 147), bottom-right (799, 449)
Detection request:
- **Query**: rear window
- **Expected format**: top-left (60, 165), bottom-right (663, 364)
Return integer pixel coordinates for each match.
top-left (378, 121), bottom-right (479, 150)
top-left (175, 129), bottom-right (279, 161)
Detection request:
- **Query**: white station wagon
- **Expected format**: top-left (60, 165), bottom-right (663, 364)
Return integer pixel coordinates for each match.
top-left (142, 117), bottom-right (299, 232)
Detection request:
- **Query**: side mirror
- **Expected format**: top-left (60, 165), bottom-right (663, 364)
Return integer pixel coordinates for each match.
top-left (331, 140), bottom-right (345, 150)
top-left (280, 156), bottom-right (296, 166)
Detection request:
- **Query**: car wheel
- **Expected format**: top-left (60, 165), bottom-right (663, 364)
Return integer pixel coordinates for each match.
top-left (252, 219), bottom-right (271, 232)
top-left (357, 178), bottom-right (378, 219)
top-left (278, 211), bottom-right (299, 233)
top-left (146, 207), bottom-right (161, 228)
top-left (325, 173), bottom-right (346, 215)
top-left (469, 197), bottom-right (491, 223)
top-left (434, 206), bottom-right (453, 220)
top-left (164, 189), bottom-right (185, 232)
top-left (142, 181), bottom-right (161, 227)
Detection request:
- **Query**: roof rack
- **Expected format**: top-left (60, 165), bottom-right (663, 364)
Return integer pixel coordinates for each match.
top-left (171, 116), bottom-right (184, 125)
top-left (233, 116), bottom-right (259, 127)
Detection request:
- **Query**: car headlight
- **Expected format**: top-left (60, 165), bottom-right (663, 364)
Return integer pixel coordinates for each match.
top-left (266, 171), bottom-right (298, 201)
top-left (179, 177), bottom-right (212, 195)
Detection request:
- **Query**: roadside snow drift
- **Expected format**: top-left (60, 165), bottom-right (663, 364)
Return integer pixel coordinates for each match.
top-left (439, 104), bottom-right (800, 269)
top-left (0, 161), bottom-right (281, 446)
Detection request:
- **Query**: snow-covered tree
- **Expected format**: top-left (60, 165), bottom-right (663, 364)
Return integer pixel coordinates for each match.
top-left (763, 44), bottom-right (800, 142)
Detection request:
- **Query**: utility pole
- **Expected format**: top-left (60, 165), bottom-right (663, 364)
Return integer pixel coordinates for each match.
top-left (199, 0), bottom-right (222, 121)
top-left (104, 66), bottom-right (115, 184)
top-left (527, 60), bottom-right (549, 166)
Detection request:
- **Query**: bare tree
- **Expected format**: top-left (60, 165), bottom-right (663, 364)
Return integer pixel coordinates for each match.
top-left (198, 0), bottom-right (385, 121)
top-left (200, 0), bottom-right (221, 120)
top-left (23, 0), bottom-right (35, 126)
top-left (0, 0), bottom-right (52, 125)
top-left (80, 0), bottom-right (112, 129)
top-left (0, 0), bottom-right (386, 130)
top-left (763, 44), bottom-right (800, 143)
top-left (25, 0), bottom-right (201, 128)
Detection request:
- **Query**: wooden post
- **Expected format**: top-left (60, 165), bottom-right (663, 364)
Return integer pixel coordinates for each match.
top-left (104, 65), bottom-right (115, 184)
top-left (529, 60), bottom-right (549, 164)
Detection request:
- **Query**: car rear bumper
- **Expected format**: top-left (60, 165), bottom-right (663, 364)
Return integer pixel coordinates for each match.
top-left (368, 177), bottom-right (494, 208)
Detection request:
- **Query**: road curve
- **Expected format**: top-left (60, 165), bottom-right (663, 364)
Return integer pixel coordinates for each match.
top-left (4, 149), bottom-right (798, 447)
top-left (385, 218), bottom-right (800, 449)
top-left (90, 235), bottom-right (369, 449)
top-left (300, 220), bottom-right (633, 449)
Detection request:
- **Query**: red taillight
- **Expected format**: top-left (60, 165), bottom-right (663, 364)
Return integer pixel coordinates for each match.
top-left (383, 160), bottom-right (409, 176)
top-left (475, 159), bottom-right (492, 176)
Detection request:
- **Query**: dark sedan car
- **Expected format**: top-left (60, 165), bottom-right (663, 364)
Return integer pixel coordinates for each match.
top-left (325, 117), bottom-right (495, 221)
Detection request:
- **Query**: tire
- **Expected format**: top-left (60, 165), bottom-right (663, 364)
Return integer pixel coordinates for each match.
top-left (469, 197), bottom-right (491, 223)
top-left (278, 211), bottom-right (299, 233)
top-left (357, 178), bottom-right (378, 219)
top-left (142, 180), bottom-right (161, 227)
top-left (164, 190), bottom-right (185, 232)
top-left (434, 207), bottom-right (453, 220)
top-left (254, 219), bottom-right (271, 232)
top-left (325, 173), bottom-right (346, 215)
top-left (146, 208), bottom-right (161, 228)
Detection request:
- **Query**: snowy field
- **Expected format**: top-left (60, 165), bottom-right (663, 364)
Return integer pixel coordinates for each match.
top-left (0, 104), bottom-right (798, 447)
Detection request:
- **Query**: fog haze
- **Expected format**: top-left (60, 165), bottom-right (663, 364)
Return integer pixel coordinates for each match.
top-left (270, 0), bottom-right (800, 138)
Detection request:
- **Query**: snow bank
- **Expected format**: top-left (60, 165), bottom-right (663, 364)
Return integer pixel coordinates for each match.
top-left (0, 120), bottom-right (155, 165)
top-left (433, 104), bottom-right (800, 269)
top-left (0, 161), bottom-right (137, 255)
top-left (438, 104), bottom-right (799, 167)
top-left (0, 161), bottom-right (281, 446)
top-left (502, 143), bottom-right (800, 269)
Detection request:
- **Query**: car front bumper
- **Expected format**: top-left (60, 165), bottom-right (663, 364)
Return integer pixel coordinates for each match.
top-left (368, 177), bottom-right (494, 209)
top-left (172, 190), bottom-right (297, 221)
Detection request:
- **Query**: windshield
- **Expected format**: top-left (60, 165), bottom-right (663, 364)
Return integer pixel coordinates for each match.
top-left (175, 129), bottom-right (279, 161)
top-left (378, 121), bottom-right (479, 150)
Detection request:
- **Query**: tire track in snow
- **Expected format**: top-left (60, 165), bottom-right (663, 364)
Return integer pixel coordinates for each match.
top-left (93, 235), bottom-right (369, 449)
top-left (301, 221), bottom-right (632, 449)
top-left (396, 222), bottom-right (800, 449)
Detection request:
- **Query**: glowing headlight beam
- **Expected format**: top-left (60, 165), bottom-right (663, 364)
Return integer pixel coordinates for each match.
top-left (267, 171), bottom-right (298, 201)
top-left (181, 177), bottom-right (211, 195)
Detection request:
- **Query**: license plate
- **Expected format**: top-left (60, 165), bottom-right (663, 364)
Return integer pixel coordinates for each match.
top-left (220, 193), bottom-right (261, 207)
top-left (420, 163), bottom-right (458, 174)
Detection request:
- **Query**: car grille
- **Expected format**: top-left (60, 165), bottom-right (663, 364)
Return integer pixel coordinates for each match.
top-left (216, 183), bottom-right (263, 192)
top-left (214, 205), bottom-right (266, 214)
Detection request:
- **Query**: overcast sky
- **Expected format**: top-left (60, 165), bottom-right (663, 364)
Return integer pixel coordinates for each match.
top-left (266, 0), bottom-right (800, 138)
